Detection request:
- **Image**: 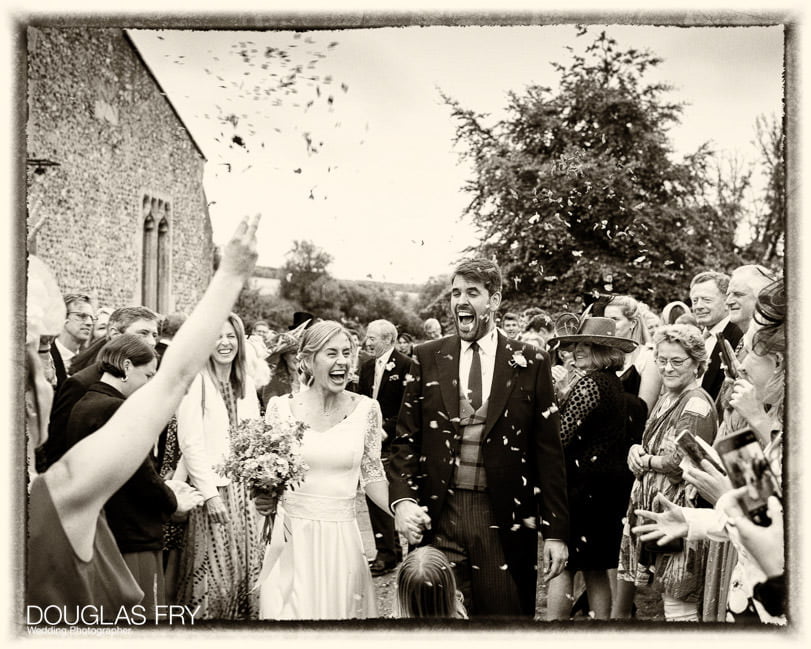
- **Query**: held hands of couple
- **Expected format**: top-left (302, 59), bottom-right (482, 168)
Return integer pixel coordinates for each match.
top-left (394, 500), bottom-right (432, 545)
top-left (542, 539), bottom-right (568, 582)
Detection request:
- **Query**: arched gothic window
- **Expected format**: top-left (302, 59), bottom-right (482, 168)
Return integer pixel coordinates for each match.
top-left (142, 194), bottom-right (171, 312)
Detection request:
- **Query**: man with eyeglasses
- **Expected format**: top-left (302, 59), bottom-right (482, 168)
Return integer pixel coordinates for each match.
top-left (689, 271), bottom-right (743, 400)
top-left (36, 305), bottom-right (161, 473)
top-left (50, 293), bottom-right (95, 390)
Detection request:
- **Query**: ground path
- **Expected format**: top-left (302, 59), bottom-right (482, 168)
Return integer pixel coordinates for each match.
top-left (355, 492), bottom-right (664, 621)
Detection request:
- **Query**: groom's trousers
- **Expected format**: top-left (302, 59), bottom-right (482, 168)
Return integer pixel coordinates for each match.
top-left (433, 488), bottom-right (525, 617)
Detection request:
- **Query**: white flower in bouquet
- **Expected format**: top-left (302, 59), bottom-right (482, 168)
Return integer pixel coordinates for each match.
top-left (217, 417), bottom-right (309, 542)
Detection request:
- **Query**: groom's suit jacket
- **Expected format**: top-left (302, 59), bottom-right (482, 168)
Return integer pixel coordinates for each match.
top-left (388, 332), bottom-right (569, 611)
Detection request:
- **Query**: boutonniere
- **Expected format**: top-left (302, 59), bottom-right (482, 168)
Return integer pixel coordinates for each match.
top-left (385, 361), bottom-right (396, 373)
top-left (509, 351), bottom-right (527, 369)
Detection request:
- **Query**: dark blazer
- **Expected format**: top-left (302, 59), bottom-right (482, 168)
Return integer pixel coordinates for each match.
top-left (388, 332), bottom-right (569, 612)
top-left (66, 382), bottom-right (177, 553)
top-left (702, 320), bottom-right (743, 401)
top-left (49, 344), bottom-right (68, 392)
top-left (358, 348), bottom-right (411, 443)
top-left (37, 362), bottom-right (104, 473)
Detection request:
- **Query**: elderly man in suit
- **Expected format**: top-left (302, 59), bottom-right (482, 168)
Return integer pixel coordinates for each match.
top-left (358, 319), bottom-right (411, 576)
top-left (388, 258), bottom-right (569, 617)
top-left (689, 271), bottom-right (743, 400)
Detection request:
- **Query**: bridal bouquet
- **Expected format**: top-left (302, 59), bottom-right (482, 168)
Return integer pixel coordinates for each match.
top-left (217, 417), bottom-right (309, 543)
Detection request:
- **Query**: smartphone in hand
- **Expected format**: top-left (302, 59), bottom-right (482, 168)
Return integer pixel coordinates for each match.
top-left (716, 428), bottom-right (781, 526)
top-left (675, 429), bottom-right (725, 474)
top-left (717, 332), bottom-right (740, 380)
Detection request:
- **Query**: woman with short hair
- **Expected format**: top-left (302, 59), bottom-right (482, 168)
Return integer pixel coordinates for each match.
top-left (615, 324), bottom-right (718, 621)
top-left (65, 334), bottom-right (201, 619)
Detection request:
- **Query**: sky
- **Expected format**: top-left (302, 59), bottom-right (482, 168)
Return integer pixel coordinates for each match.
top-left (128, 22), bottom-right (784, 285)
top-left (2, 3), bottom-right (809, 645)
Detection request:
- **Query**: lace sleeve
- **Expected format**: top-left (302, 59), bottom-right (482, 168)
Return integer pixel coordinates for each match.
top-left (360, 398), bottom-right (387, 488)
top-left (559, 375), bottom-right (601, 447)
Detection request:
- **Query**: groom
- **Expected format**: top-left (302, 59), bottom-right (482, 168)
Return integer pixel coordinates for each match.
top-left (388, 258), bottom-right (569, 617)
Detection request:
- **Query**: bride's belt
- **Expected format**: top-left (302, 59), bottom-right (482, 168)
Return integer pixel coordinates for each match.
top-left (281, 491), bottom-right (356, 522)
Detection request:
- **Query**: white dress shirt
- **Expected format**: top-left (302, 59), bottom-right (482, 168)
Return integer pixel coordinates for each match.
top-left (704, 315), bottom-right (731, 357)
top-left (373, 346), bottom-right (394, 399)
top-left (54, 338), bottom-right (76, 373)
top-left (459, 328), bottom-right (498, 402)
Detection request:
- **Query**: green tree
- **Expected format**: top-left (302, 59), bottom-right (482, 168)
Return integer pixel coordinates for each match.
top-left (445, 28), bottom-right (741, 312)
top-left (740, 114), bottom-right (785, 266)
top-left (280, 239), bottom-right (334, 306)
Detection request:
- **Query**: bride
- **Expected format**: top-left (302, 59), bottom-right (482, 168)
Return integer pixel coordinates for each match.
top-left (254, 320), bottom-right (391, 619)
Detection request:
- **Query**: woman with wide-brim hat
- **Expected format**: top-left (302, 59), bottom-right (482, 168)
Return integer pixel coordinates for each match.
top-left (545, 316), bottom-right (639, 620)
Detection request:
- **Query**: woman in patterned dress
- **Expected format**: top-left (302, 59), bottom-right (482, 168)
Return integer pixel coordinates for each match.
top-left (174, 313), bottom-right (263, 619)
top-left (545, 316), bottom-right (638, 620)
top-left (615, 324), bottom-right (718, 621)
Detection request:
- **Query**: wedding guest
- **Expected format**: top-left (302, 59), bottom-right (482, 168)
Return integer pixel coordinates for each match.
top-left (614, 324), bottom-right (717, 621)
top-left (69, 306), bottom-right (160, 376)
top-left (26, 215), bottom-right (261, 611)
top-left (261, 317), bottom-right (310, 406)
top-left (661, 301), bottom-right (691, 326)
top-left (521, 312), bottom-right (555, 349)
top-left (64, 334), bottom-right (203, 620)
top-left (689, 271), bottom-right (742, 400)
top-left (684, 278), bottom-right (785, 622)
top-left (422, 317), bottom-right (442, 340)
top-left (92, 306), bottom-right (114, 342)
top-left (393, 546), bottom-right (468, 619)
top-left (545, 317), bottom-right (638, 620)
top-left (396, 332), bottom-right (415, 358)
top-left (359, 319), bottom-right (410, 576)
top-left (604, 295), bottom-right (662, 411)
top-left (174, 313), bottom-right (263, 619)
top-left (389, 258), bottom-right (568, 617)
top-left (51, 293), bottom-right (94, 388)
top-left (500, 312), bottom-right (521, 338)
top-left (714, 265), bottom-right (778, 417)
top-left (38, 305), bottom-right (160, 473)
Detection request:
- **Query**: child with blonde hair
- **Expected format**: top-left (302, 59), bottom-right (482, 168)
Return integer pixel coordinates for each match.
top-left (393, 547), bottom-right (468, 619)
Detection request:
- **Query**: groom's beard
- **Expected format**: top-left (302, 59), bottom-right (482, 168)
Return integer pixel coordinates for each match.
top-left (454, 309), bottom-right (494, 342)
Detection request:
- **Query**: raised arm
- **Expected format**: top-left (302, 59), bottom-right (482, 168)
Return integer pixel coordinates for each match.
top-left (45, 215), bottom-right (260, 556)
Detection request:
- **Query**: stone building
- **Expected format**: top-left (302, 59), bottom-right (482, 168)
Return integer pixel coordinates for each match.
top-left (26, 27), bottom-right (214, 315)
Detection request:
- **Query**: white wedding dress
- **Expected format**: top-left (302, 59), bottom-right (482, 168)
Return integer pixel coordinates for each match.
top-left (256, 395), bottom-right (386, 620)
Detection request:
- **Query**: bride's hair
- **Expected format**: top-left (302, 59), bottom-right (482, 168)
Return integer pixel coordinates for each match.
top-left (296, 320), bottom-right (357, 383)
top-left (393, 547), bottom-right (468, 619)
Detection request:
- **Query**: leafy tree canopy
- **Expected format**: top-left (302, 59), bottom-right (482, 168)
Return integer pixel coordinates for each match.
top-left (445, 27), bottom-right (744, 313)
